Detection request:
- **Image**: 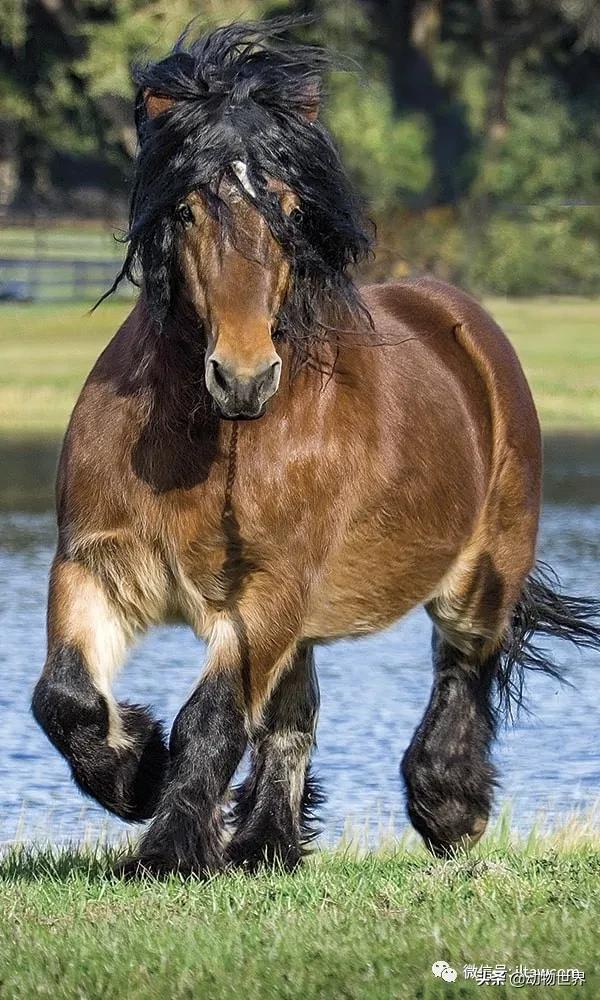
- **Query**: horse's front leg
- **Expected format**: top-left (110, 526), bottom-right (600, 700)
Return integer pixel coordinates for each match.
top-left (32, 558), bottom-right (169, 821)
top-left (118, 607), bottom-right (301, 878)
top-left (116, 663), bottom-right (247, 878)
top-left (226, 642), bottom-right (321, 872)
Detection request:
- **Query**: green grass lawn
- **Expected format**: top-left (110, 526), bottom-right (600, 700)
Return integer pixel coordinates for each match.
top-left (0, 301), bottom-right (128, 439)
top-left (488, 297), bottom-right (600, 432)
top-left (1, 824), bottom-right (598, 1000)
top-left (0, 296), bottom-right (598, 439)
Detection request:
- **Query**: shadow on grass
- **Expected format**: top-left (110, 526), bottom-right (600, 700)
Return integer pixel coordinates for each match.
top-left (2, 803), bottom-right (599, 884)
top-left (0, 843), bottom-right (125, 883)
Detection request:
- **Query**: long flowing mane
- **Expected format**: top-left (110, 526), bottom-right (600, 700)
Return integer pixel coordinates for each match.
top-left (105, 17), bottom-right (374, 354)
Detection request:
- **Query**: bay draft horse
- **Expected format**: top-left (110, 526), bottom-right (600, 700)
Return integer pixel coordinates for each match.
top-left (32, 20), bottom-right (600, 877)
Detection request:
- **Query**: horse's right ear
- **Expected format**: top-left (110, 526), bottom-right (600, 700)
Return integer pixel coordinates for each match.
top-left (143, 88), bottom-right (176, 118)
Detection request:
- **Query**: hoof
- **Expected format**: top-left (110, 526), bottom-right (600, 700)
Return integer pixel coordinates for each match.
top-left (226, 835), bottom-right (303, 874)
top-left (424, 815), bottom-right (489, 857)
top-left (111, 854), bottom-right (214, 880)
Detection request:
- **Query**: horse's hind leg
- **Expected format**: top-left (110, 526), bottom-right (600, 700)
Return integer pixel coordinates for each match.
top-left (227, 643), bottom-right (321, 872)
top-left (401, 627), bottom-right (498, 854)
top-left (32, 558), bottom-right (168, 821)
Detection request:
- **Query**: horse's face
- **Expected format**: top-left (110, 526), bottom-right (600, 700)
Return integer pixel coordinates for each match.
top-left (177, 171), bottom-right (300, 420)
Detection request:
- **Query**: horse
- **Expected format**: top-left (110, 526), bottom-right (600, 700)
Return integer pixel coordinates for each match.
top-left (32, 19), bottom-right (600, 877)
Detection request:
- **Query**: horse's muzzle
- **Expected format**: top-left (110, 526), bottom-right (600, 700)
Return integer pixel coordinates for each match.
top-left (205, 356), bottom-right (282, 419)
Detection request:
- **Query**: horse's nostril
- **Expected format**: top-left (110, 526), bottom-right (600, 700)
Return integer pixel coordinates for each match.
top-left (207, 356), bottom-right (281, 417)
top-left (210, 359), bottom-right (230, 393)
top-left (265, 359), bottom-right (281, 384)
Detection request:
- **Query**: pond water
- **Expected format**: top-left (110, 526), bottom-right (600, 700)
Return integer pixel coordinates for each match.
top-left (1, 437), bottom-right (599, 846)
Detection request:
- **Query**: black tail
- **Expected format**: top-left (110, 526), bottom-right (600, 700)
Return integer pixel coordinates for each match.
top-left (497, 562), bottom-right (600, 718)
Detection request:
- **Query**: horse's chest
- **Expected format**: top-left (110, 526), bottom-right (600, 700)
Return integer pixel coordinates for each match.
top-left (162, 498), bottom-right (279, 624)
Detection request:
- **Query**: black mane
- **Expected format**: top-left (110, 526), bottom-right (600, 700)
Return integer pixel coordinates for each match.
top-left (105, 17), bottom-right (374, 353)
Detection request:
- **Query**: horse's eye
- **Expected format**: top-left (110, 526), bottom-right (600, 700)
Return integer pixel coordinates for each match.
top-left (289, 206), bottom-right (304, 225)
top-left (177, 203), bottom-right (194, 227)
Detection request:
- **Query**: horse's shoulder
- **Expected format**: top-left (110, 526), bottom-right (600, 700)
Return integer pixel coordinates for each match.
top-left (362, 278), bottom-right (485, 330)
top-left (56, 315), bottom-right (148, 508)
top-left (362, 278), bottom-right (525, 366)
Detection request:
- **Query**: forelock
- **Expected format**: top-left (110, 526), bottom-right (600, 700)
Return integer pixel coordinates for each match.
top-left (114, 17), bottom-right (374, 343)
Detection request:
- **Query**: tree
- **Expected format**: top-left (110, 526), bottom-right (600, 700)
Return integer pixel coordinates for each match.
top-left (364, 0), bottom-right (475, 204)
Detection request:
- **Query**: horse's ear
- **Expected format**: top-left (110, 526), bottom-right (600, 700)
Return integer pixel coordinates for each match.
top-left (143, 88), bottom-right (176, 119)
top-left (298, 79), bottom-right (320, 122)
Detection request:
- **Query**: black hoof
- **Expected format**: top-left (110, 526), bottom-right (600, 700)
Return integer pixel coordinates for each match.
top-left (226, 830), bottom-right (303, 874)
top-left (422, 814), bottom-right (489, 857)
top-left (402, 744), bottom-right (494, 856)
top-left (112, 853), bottom-right (220, 881)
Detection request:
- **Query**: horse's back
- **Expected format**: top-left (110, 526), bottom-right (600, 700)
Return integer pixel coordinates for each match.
top-left (364, 278), bottom-right (539, 441)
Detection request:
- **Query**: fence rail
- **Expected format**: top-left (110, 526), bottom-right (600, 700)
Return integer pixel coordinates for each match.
top-left (0, 257), bottom-right (133, 303)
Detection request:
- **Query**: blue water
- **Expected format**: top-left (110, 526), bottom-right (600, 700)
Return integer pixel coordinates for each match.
top-left (1, 500), bottom-right (599, 846)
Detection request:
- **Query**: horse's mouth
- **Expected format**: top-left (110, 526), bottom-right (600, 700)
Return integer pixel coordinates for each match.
top-left (217, 403), bottom-right (267, 421)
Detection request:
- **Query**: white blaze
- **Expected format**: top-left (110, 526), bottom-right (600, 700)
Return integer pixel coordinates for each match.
top-left (231, 160), bottom-right (256, 198)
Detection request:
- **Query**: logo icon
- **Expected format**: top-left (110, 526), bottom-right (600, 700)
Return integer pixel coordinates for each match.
top-left (432, 960), bottom-right (458, 982)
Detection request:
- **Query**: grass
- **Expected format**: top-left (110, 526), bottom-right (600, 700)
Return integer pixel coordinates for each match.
top-left (0, 296), bottom-right (598, 439)
top-left (487, 297), bottom-right (600, 432)
top-left (0, 301), bottom-right (128, 439)
top-left (1, 819), bottom-right (598, 999)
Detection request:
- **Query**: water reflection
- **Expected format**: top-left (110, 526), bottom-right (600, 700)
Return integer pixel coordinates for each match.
top-left (0, 439), bottom-right (599, 845)
top-left (2, 433), bottom-right (599, 511)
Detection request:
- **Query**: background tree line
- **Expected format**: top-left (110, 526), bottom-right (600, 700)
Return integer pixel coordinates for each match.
top-left (0, 0), bottom-right (599, 294)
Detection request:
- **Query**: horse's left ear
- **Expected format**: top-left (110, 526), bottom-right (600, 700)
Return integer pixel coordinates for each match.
top-left (298, 79), bottom-right (320, 122)
top-left (135, 88), bottom-right (177, 138)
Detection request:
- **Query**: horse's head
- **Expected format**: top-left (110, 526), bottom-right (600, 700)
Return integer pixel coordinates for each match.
top-left (112, 20), bottom-right (372, 420)
top-left (172, 164), bottom-right (303, 421)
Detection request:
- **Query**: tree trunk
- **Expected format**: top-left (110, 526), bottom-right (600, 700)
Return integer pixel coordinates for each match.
top-left (368, 0), bottom-right (474, 204)
top-left (0, 120), bottom-right (19, 211)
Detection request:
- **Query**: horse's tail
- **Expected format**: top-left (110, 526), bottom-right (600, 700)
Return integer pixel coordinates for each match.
top-left (497, 562), bottom-right (600, 718)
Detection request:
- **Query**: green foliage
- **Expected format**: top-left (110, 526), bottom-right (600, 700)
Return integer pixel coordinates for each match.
top-left (0, 0), bottom-right (598, 292)
top-left (487, 71), bottom-right (598, 205)
top-left (0, 70), bottom-right (32, 121)
top-left (0, 0), bottom-right (26, 48)
top-left (326, 75), bottom-right (432, 211)
top-left (468, 212), bottom-right (600, 296)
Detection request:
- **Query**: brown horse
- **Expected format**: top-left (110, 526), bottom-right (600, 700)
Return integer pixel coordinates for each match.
top-left (32, 21), bottom-right (600, 876)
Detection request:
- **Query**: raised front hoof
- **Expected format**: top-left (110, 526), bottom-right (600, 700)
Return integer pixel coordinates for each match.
top-left (32, 666), bottom-right (169, 823)
top-left (226, 833), bottom-right (304, 874)
top-left (107, 704), bottom-right (170, 822)
top-left (112, 853), bottom-right (222, 881)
